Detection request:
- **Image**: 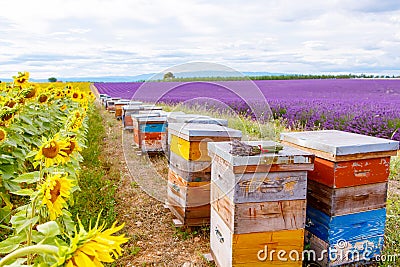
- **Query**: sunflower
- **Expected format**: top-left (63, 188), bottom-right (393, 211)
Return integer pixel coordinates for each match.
top-left (38, 93), bottom-right (49, 104)
top-left (0, 128), bottom-right (6, 143)
top-left (60, 104), bottom-right (68, 112)
top-left (34, 134), bottom-right (69, 168)
top-left (62, 137), bottom-right (82, 158)
top-left (59, 219), bottom-right (129, 267)
top-left (70, 90), bottom-right (81, 102)
top-left (0, 107), bottom-right (16, 127)
top-left (39, 173), bottom-right (73, 220)
top-left (66, 110), bottom-right (85, 132)
top-left (13, 71), bottom-right (30, 88)
top-left (21, 84), bottom-right (38, 99)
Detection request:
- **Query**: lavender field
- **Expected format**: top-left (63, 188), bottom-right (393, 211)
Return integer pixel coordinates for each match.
top-left (94, 79), bottom-right (400, 141)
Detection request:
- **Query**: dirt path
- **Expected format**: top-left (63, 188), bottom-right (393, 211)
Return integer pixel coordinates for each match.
top-left (97, 106), bottom-right (211, 267)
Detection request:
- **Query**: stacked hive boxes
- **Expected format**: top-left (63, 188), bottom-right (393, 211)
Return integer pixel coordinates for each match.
top-left (167, 123), bottom-right (241, 226)
top-left (281, 130), bottom-right (399, 266)
top-left (207, 141), bottom-right (314, 267)
top-left (132, 113), bottom-right (167, 153)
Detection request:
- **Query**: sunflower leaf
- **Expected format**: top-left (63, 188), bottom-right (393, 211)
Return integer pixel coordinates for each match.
top-left (36, 221), bottom-right (60, 237)
top-left (0, 234), bottom-right (26, 254)
top-left (13, 171), bottom-right (40, 184)
top-left (12, 188), bottom-right (34, 196)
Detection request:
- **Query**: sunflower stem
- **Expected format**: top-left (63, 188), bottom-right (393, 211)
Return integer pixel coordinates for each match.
top-left (27, 197), bottom-right (38, 265)
top-left (0, 244), bottom-right (59, 267)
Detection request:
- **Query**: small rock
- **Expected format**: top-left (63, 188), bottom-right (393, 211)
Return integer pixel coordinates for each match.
top-left (156, 251), bottom-right (162, 256)
top-left (137, 241), bottom-right (143, 246)
top-left (135, 221), bottom-right (142, 227)
top-left (194, 237), bottom-right (200, 242)
top-left (182, 262), bottom-right (192, 267)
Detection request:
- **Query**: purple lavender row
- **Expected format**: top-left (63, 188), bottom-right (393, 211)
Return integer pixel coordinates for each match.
top-left (94, 79), bottom-right (400, 141)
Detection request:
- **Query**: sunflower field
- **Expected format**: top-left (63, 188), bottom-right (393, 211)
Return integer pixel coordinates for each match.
top-left (0, 72), bottom-right (128, 266)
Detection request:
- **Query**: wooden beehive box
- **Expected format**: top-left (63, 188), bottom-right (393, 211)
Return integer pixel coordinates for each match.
top-left (165, 115), bottom-right (228, 159)
top-left (105, 97), bottom-right (120, 111)
top-left (305, 207), bottom-right (386, 266)
top-left (304, 229), bottom-right (384, 267)
top-left (207, 141), bottom-right (314, 267)
top-left (280, 130), bottom-right (398, 188)
top-left (114, 100), bottom-right (131, 119)
top-left (210, 206), bottom-right (305, 267)
top-left (208, 141), bottom-right (314, 204)
top-left (131, 113), bottom-right (164, 146)
top-left (168, 123), bottom-right (241, 162)
top-left (307, 179), bottom-right (387, 216)
top-left (133, 116), bottom-right (167, 152)
top-left (167, 123), bottom-right (242, 226)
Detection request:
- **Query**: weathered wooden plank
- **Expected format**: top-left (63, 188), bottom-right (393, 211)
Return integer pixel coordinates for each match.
top-left (169, 151), bottom-right (211, 173)
top-left (208, 141), bottom-right (315, 168)
top-left (280, 130), bottom-right (399, 156)
top-left (309, 157), bottom-right (390, 188)
top-left (168, 123), bottom-right (242, 141)
top-left (212, 159), bottom-right (307, 203)
top-left (306, 206), bottom-right (386, 244)
top-left (169, 164), bottom-right (211, 182)
top-left (211, 183), bottom-right (306, 234)
top-left (307, 180), bottom-right (387, 216)
top-left (305, 230), bottom-right (384, 266)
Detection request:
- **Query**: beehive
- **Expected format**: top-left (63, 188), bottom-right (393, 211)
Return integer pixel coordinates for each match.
top-left (105, 97), bottom-right (120, 111)
top-left (281, 130), bottom-right (399, 266)
top-left (166, 123), bottom-right (242, 226)
top-left (131, 114), bottom-right (167, 152)
top-left (114, 100), bottom-right (131, 119)
top-left (207, 141), bottom-right (314, 267)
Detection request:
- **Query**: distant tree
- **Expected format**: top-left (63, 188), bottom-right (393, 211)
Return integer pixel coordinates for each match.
top-left (48, 77), bottom-right (57, 82)
top-left (163, 72), bottom-right (175, 80)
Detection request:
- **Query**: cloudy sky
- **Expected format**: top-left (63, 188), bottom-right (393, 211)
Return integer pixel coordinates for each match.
top-left (1, 0), bottom-right (400, 79)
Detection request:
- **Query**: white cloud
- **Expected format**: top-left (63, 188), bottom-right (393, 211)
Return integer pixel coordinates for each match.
top-left (1, 0), bottom-right (400, 79)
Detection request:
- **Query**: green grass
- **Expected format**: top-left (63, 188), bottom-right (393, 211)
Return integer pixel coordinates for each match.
top-left (381, 194), bottom-right (400, 266)
top-left (160, 103), bottom-right (287, 140)
top-left (70, 105), bottom-right (118, 228)
top-left (390, 156), bottom-right (400, 181)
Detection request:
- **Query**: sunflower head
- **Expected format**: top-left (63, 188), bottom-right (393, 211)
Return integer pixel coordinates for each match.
top-left (5, 99), bottom-right (17, 108)
top-left (38, 94), bottom-right (48, 104)
top-left (62, 138), bottom-right (81, 156)
top-left (58, 216), bottom-right (129, 267)
top-left (0, 128), bottom-right (7, 143)
top-left (13, 71), bottom-right (30, 88)
top-left (34, 134), bottom-right (69, 168)
top-left (0, 107), bottom-right (17, 127)
top-left (21, 84), bottom-right (38, 99)
top-left (39, 172), bottom-right (73, 220)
